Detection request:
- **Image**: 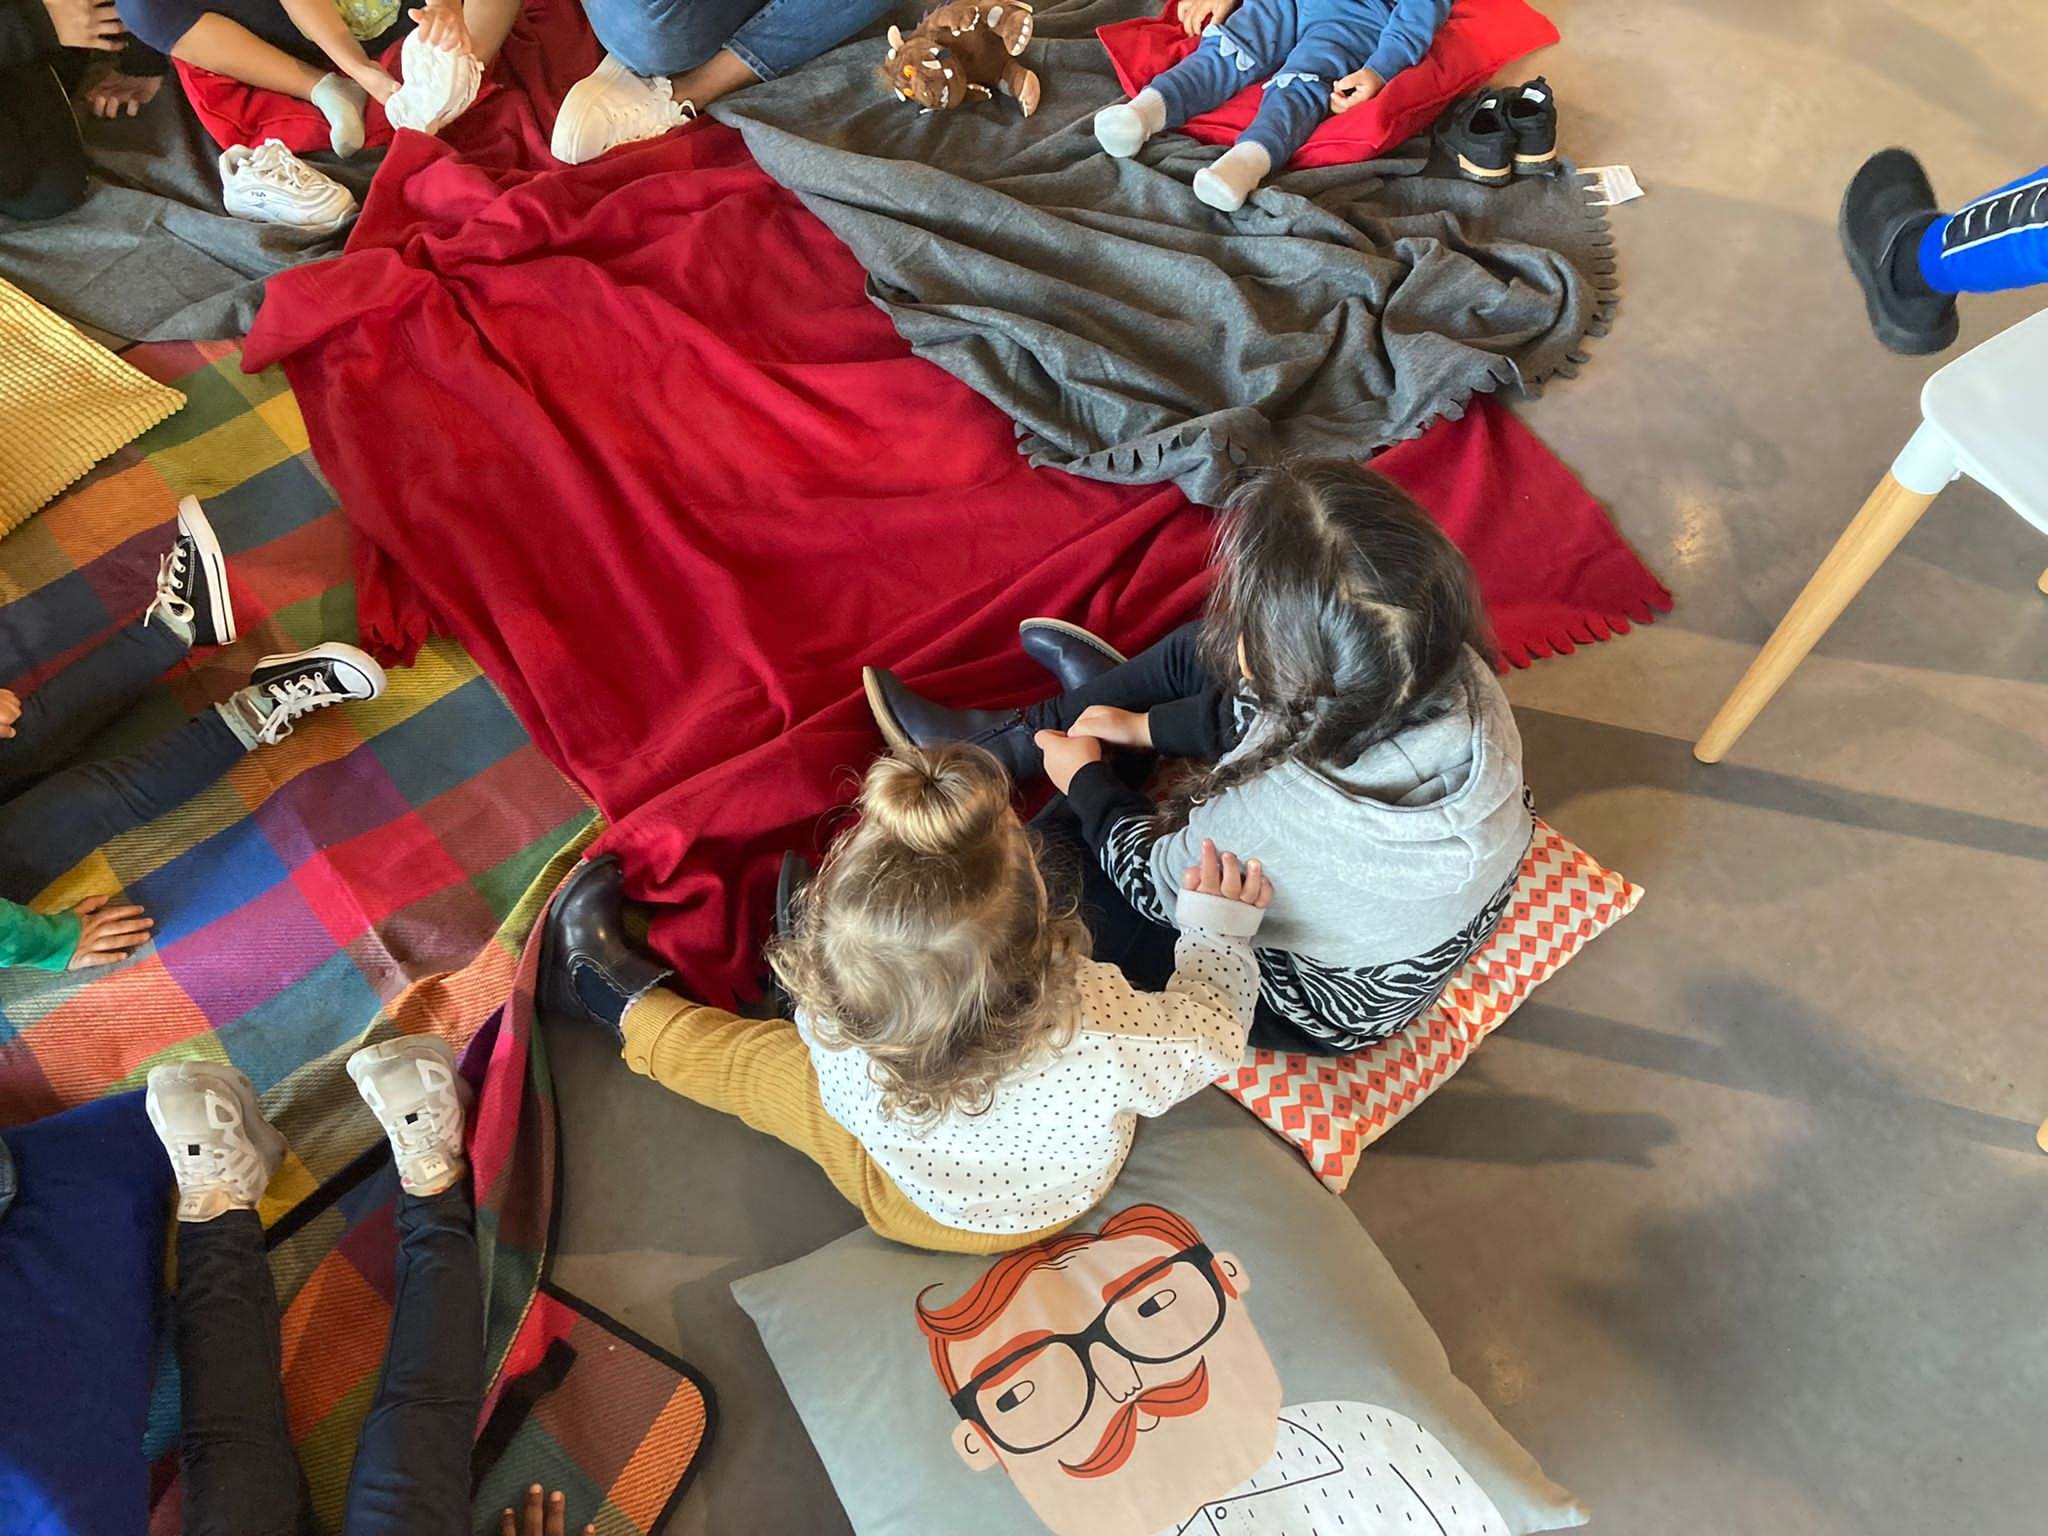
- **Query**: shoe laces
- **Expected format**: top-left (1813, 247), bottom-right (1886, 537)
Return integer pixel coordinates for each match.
top-left (167, 1090), bottom-right (255, 1193)
top-left (145, 537), bottom-right (196, 630)
top-left (609, 73), bottom-right (697, 135)
top-left (255, 669), bottom-right (342, 744)
top-left (244, 139), bottom-right (319, 193)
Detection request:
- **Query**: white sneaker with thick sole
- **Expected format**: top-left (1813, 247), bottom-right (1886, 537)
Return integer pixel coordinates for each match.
top-left (550, 53), bottom-right (696, 165)
top-left (348, 1036), bottom-right (470, 1196)
top-left (243, 643), bottom-right (387, 745)
top-left (146, 1062), bottom-right (287, 1222)
top-left (220, 139), bottom-right (357, 231)
top-left (385, 31), bottom-right (483, 136)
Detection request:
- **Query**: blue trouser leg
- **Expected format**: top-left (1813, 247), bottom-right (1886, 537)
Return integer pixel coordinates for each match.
top-left (1918, 165), bottom-right (2048, 295)
top-left (579, 0), bottom-right (764, 76)
top-left (1239, 17), bottom-right (1375, 166)
top-left (340, 1187), bottom-right (483, 1536)
top-left (725, 0), bottom-right (890, 80)
top-left (0, 619), bottom-right (189, 799)
top-left (1147, 0), bottom-right (1298, 127)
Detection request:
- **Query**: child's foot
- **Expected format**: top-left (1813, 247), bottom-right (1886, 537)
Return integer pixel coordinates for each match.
top-left (862, 666), bottom-right (1040, 785)
top-left (348, 1036), bottom-right (470, 1196)
top-left (1094, 88), bottom-right (1166, 158)
top-left (550, 53), bottom-right (696, 166)
top-left (1018, 618), bottom-right (1126, 690)
top-left (538, 855), bottom-right (673, 1043)
top-left (310, 72), bottom-right (370, 158)
top-left (146, 1061), bottom-right (286, 1223)
top-left (1840, 149), bottom-right (1959, 356)
top-left (145, 495), bottom-right (236, 648)
top-left (1192, 141), bottom-right (1271, 212)
top-left (385, 29), bottom-right (483, 137)
top-left (227, 643), bottom-right (387, 747)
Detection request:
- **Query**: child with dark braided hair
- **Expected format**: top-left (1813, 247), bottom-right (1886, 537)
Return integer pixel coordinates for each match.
top-left (864, 460), bottom-right (1532, 1055)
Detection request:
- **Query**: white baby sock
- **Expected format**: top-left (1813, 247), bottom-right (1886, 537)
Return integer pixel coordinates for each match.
top-left (1192, 140), bottom-right (1272, 212)
top-left (310, 72), bottom-right (369, 158)
top-left (1094, 87), bottom-right (1168, 158)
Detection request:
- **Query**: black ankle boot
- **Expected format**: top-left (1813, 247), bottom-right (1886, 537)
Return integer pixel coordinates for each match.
top-left (862, 666), bottom-right (1041, 786)
top-left (1018, 618), bottom-right (1126, 691)
top-left (539, 855), bottom-right (672, 1043)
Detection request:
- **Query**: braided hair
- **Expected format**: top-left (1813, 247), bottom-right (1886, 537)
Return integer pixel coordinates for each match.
top-left (1157, 460), bottom-right (1491, 832)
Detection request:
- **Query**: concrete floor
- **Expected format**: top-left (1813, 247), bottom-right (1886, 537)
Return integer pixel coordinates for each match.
top-left (551, 3), bottom-right (2048, 1531)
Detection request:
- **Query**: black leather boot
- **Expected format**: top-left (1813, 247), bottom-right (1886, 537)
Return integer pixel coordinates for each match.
top-left (1017, 618), bottom-right (1126, 691)
top-left (539, 855), bottom-right (672, 1043)
top-left (862, 666), bottom-right (1041, 786)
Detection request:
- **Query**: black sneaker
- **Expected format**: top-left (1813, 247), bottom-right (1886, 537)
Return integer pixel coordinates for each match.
top-left (244, 643), bottom-right (387, 744)
top-left (146, 496), bottom-right (237, 647)
top-left (1839, 148), bottom-right (1959, 356)
top-left (1503, 77), bottom-right (1558, 177)
top-left (1439, 91), bottom-right (1513, 186)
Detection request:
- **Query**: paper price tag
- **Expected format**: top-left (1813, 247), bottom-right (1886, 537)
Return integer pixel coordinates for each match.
top-left (1582, 165), bottom-right (1644, 207)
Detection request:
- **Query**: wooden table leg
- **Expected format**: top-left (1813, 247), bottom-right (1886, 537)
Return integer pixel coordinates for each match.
top-left (1694, 471), bottom-right (1942, 764)
top-left (2037, 567), bottom-right (2048, 596)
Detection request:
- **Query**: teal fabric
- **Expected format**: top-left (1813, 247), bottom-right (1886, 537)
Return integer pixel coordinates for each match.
top-left (0, 899), bottom-right (76, 971)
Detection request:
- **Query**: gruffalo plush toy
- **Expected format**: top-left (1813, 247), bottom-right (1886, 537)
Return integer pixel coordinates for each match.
top-left (882, 0), bottom-right (1040, 117)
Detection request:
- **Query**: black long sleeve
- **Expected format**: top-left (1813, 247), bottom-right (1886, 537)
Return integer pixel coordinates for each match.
top-left (0, 0), bottom-right (61, 71)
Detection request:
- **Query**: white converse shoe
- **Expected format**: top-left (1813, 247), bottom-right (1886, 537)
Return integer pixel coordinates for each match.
top-left (146, 1062), bottom-right (287, 1223)
top-left (550, 53), bottom-right (696, 165)
top-left (241, 643), bottom-right (387, 745)
top-left (145, 495), bottom-right (237, 647)
top-left (221, 139), bottom-right (356, 231)
top-left (385, 30), bottom-right (483, 136)
top-left (348, 1037), bottom-right (470, 1196)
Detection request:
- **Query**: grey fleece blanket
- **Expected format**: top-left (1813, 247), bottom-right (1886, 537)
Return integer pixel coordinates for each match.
top-left (714, 0), bottom-right (1614, 502)
top-left (0, 87), bottom-right (376, 342)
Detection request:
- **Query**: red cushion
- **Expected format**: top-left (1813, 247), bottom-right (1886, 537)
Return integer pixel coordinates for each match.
top-left (1097, 0), bottom-right (1559, 172)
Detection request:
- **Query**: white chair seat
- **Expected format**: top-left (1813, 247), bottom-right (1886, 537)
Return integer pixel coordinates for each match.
top-left (1920, 305), bottom-right (2048, 532)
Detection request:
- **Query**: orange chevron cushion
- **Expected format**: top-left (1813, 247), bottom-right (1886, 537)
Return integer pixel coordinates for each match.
top-left (1215, 816), bottom-right (1641, 1192)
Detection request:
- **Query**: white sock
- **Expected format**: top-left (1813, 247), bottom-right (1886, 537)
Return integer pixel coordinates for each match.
top-left (311, 73), bottom-right (369, 158)
top-left (1095, 88), bottom-right (1168, 158)
top-left (1193, 140), bottom-right (1272, 212)
top-left (216, 690), bottom-right (266, 751)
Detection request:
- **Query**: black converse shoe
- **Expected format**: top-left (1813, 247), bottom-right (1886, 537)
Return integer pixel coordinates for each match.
top-left (145, 496), bottom-right (237, 647)
top-left (1503, 77), bottom-right (1558, 177)
top-left (1439, 90), bottom-right (1513, 186)
top-left (244, 643), bottom-right (387, 744)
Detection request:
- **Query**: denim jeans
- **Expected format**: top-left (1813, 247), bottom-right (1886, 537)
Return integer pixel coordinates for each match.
top-left (1920, 165), bottom-right (2048, 295)
top-left (581, 0), bottom-right (891, 82)
top-left (178, 1187), bottom-right (484, 1536)
top-left (0, 620), bottom-right (247, 903)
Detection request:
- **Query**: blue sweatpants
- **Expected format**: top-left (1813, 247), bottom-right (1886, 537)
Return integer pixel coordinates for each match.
top-left (1918, 165), bottom-right (2048, 295)
top-left (1148, 0), bottom-right (1385, 168)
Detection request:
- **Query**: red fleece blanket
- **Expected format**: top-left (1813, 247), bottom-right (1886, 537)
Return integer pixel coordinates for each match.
top-left (245, 0), bottom-right (1665, 1004)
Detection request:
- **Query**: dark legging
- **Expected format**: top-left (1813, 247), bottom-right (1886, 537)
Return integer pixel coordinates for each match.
top-left (0, 62), bottom-right (87, 222)
top-left (178, 1187), bottom-right (485, 1536)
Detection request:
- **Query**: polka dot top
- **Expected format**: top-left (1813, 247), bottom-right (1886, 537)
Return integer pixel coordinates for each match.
top-left (797, 887), bottom-right (1265, 1235)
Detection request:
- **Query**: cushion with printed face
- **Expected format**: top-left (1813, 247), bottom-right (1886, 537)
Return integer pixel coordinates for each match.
top-left (1216, 816), bottom-right (1641, 1193)
top-left (735, 1089), bottom-right (1587, 1536)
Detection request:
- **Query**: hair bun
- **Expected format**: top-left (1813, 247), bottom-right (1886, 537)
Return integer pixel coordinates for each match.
top-left (862, 746), bottom-right (1011, 856)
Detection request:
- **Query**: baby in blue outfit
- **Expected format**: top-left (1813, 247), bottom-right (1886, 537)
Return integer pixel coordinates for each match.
top-left (1095, 0), bottom-right (1452, 210)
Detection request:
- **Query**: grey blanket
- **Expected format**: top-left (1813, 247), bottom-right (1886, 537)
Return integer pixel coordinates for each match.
top-left (715, 0), bottom-right (1614, 501)
top-left (0, 88), bottom-right (376, 342)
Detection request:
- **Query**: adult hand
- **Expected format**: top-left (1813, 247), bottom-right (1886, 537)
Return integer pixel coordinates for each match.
top-left (83, 70), bottom-right (163, 117)
top-left (1065, 704), bottom-right (1152, 751)
top-left (42, 0), bottom-right (122, 50)
top-left (1330, 65), bottom-right (1384, 113)
top-left (1033, 728), bottom-right (1104, 795)
top-left (349, 58), bottom-right (401, 101)
top-left (409, 0), bottom-right (474, 55)
top-left (1178, 0), bottom-right (1235, 35)
top-left (0, 690), bottom-right (19, 740)
top-left (498, 1485), bottom-right (595, 1536)
top-left (1181, 837), bottom-right (1274, 909)
top-left (65, 896), bottom-right (153, 970)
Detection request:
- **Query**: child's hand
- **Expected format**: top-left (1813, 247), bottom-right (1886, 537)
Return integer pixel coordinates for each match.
top-left (1179, 0), bottom-right (1236, 35)
top-left (0, 689), bottom-right (19, 740)
top-left (349, 59), bottom-right (402, 101)
top-left (1033, 729), bottom-right (1104, 794)
top-left (1330, 66), bottom-right (1384, 113)
top-left (1066, 704), bottom-right (1151, 751)
top-left (82, 69), bottom-right (164, 118)
top-left (41, 0), bottom-right (122, 50)
top-left (1182, 838), bottom-right (1273, 909)
top-left (499, 1484), bottom-right (595, 1536)
top-left (65, 895), bottom-right (154, 970)
top-left (410, 0), bottom-right (475, 56)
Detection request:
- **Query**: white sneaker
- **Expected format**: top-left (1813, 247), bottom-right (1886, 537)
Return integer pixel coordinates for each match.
top-left (220, 139), bottom-right (357, 231)
top-left (241, 642), bottom-right (387, 745)
top-left (385, 31), bottom-right (483, 136)
top-left (550, 53), bottom-right (696, 165)
top-left (348, 1037), bottom-right (470, 1196)
top-left (146, 1062), bottom-right (287, 1223)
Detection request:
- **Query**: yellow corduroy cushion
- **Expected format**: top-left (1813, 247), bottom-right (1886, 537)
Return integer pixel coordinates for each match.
top-left (0, 278), bottom-right (186, 538)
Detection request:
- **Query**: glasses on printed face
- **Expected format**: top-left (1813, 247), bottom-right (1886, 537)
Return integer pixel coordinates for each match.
top-left (949, 1243), bottom-right (1228, 1457)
